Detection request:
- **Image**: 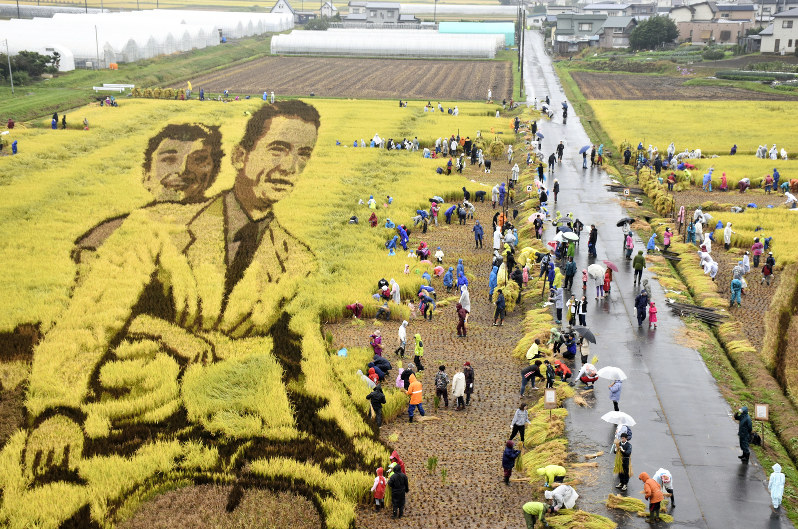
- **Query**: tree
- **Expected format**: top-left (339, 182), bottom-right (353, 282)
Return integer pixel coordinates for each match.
top-left (629, 16), bottom-right (679, 50)
top-left (304, 16), bottom-right (330, 30)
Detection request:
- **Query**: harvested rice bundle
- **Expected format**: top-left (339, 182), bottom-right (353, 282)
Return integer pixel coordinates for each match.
top-left (522, 438), bottom-right (568, 475)
top-left (546, 509), bottom-right (617, 529)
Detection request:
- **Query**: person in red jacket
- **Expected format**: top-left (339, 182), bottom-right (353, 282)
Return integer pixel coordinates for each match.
top-left (371, 467), bottom-right (387, 511)
top-left (553, 360), bottom-right (572, 382)
top-left (639, 471), bottom-right (664, 522)
top-left (389, 450), bottom-right (406, 474)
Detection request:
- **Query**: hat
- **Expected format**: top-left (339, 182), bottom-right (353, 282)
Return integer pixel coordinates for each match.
top-left (544, 490), bottom-right (554, 500)
top-left (464, 361), bottom-right (471, 366)
top-left (769, 251), bottom-right (773, 254)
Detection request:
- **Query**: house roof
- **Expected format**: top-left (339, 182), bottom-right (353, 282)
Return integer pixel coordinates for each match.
top-left (349, 1), bottom-right (366, 5)
top-left (583, 3), bottom-right (630, 10)
top-left (759, 22), bottom-right (774, 34)
top-left (271, 0), bottom-right (295, 12)
top-left (774, 6), bottom-right (798, 16)
top-left (360, 1), bottom-right (400, 8)
top-left (322, 1), bottom-right (338, 10)
top-left (717, 4), bottom-right (754, 10)
top-left (600, 15), bottom-right (636, 27)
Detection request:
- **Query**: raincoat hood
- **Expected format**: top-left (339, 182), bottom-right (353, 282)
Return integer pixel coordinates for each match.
top-left (639, 472), bottom-right (651, 481)
top-left (448, 266), bottom-right (454, 272)
top-left (456, 303), bottom-right (462, 310)
top-left (408, 374), bottom-right (417, 384)
top-left (414, 334), bottom-right (422, 343)
top-left (774, 464), bottom-right (782, 473)
top-left (401, 321), bottom-right (408, 327)
top-left (544, 490), bottom-right (554, 500)
top-left (506, 440), bottom-right (515, 448)
top-left (377, 467), bottom-right (384, 477)
top-left (390, 450), bottom-right (400, 461)
top-left (740, 406), bottom-right (749, 414)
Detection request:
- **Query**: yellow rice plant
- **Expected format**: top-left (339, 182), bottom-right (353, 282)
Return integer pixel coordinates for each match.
top-left (707, 208), bottom-right (798, 267)
top-left (547, 509), bottom-right (618, 529)
top-left (684, 157), bottom-right (798, 188)
top-left (589, 101), bottom-right (798, 155)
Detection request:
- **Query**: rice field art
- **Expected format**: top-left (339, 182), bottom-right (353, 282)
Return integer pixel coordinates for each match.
top-left (0, 98), bottom-right (491, 529)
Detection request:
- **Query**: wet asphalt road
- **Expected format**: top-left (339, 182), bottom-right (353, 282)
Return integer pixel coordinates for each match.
top-left (522, 30), bottom-right (792, 528)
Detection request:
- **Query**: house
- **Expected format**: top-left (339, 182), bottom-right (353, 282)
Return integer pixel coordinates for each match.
top-left (752, 0), bottom-right (798, 22)
top-left (627, 2), bottom-right (656, 17)
top-left (597, 15), bottom-right (638, 46)
top-left (554, 13), bottom-right (607, 52)
top-left (320, 0), bottom-right (338, 17)
top-left (760, 6), bottom-right (798, 52)
top-left (582, 3), bottom-right (630, 16)
top-left (716, 4), bottom-right (755, 22)
top-left (271, 0), bottom-right (317, 23)
top-left (669, 1), bottom-right (718, 22)
top-left (529, 3), bottom-right (548, 27)
top-left (677, 18), bottom-right (751, 42)
top-left (343, 1), bottom-right (417, 25)
top-left (547, 3), bottom-right (580, 16)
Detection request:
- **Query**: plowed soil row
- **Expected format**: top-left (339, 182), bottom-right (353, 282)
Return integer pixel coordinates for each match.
top-left (571, 71), bottom-right (798, 101)
top-left (181, 56), bottom-right (512, 100)
top-left (325, 152), bottom-right (546, 528)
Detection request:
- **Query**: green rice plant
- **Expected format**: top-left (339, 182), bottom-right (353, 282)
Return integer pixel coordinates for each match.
top-left (427, 456), bottom-right (439, 474)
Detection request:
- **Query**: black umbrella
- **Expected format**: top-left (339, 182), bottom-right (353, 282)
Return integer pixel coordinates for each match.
top-left (573, 326), bottom-right (597, 344)
top-left (616, 217), bottom-right (634, 227)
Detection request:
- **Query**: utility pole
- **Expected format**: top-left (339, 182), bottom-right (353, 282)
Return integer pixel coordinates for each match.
top-left (434, 0), bottom-right (437, 24)
top-left (84, 0), bottom-right (88, 13)
top-left (95, 25), bottom-right (100, 69)
top-left (5, 39), bottom-right (14, 95)
top-left (16, 0), bottom-right (20, 18)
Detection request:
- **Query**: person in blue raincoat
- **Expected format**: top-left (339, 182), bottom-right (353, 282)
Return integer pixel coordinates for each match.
top-left (773, 168), bottom-right (781, 189)
top-left (702, 168), bottom-right (713, 192)
top-left (498, 183), bottom-right (506, 207)
top-left (445, 204), bottom-right (457, 224)
top-left (473, 220), bottom-right (484, 249)
top-left (646, 233), bottom-right (657, 253)
top-left (443, 267), bottom-right (455, 292)
top-left (397, 225), bottom-right (409, 250)
top-left (419, 285), bottom-right (436, 305)
top-left (457, 258), bottom-right (465, 278)
top-left (422, 272), bottom-right (432, 286)
top-left (686, 222), bottom-right (696, 244)
top-left (385, 218), bottom-right (395, 229)
top-left (735, 406), bottom-right (752, 462)
top-left (489, 266), bottom-right (499, 302)
top-left (457, 271), bottom-right (469, 289)
top-left (386, 235), bottom-right (398, 255)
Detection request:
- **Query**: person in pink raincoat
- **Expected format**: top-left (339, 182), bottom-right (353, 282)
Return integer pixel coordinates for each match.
top-left (663, 228), bottom-right (672, 252)
top-left (370, 330), bottom-right (383, 356)
top-left (649, 302), bottom-right (658, 329)
top-left (582, 269), bottom-right (588, 291)
top-left (522, 266), bottom-right (529, 287)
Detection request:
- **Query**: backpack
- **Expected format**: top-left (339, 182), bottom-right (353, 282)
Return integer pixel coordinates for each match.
top-left (546, 364), bottom-right (555, 379)
top-left (622, 426), bottom-right (632, 441)
top-left (750, 432), bottom-right (762, 446)
top-left (435, 372), bottom-right (448, 390)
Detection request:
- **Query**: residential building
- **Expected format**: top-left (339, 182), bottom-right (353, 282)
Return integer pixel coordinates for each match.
top-left (716, 3), bottom-right (755, 21)
top-left (597, 15), bottom-right (638, 46)
top-left (271, 0), bottom-right (317, 23)
top-left (554, 13), bottom-right (607, 52)
top-left (677, 18), bottom-right (751, 42)
top-left (669, 1), bottom-right (718, 22)
top-left (583, 3), bottom-right (631, 16)
top-left (627, 2), bottom-right (656, 17)
top-left (343, 1), bottom-right (418, 25)
top-left (320, 1), bottom-right (338, 17)
top-left (760, 6), bottom-right (798, 52)
top-left (547, 3), bottom-right (580, 16)
top-left (755, 0), bottom-right (798, 21)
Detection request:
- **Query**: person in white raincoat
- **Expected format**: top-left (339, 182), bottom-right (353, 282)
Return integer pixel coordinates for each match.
top-left (723, 222), bottom-right (736, 250)
top-left (459, 285), bottom-right (471, 313)
top-left (451, 368), bottom-right (466, 410)
top-left (742, 252), bottom-right (750, 274)
top-left (545, 484), bottom-right (578, 512)
top-left (769, 463), bottom-right (785, 510)
top-left (493, 226), bottom-right (502, 251)
top-left (652, 468), bottom-right (675, 507)
top-left (390, 278), bottom-right (401, 305)
top-left (395, 320), bottom-right (408, 358)
top-left (702, 233), bottom-right (712, 254)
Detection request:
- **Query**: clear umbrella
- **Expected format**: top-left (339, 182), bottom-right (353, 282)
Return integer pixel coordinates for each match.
top-left (587, 264), bottom-right (605, 280)
top-left (601, 411), bottom-right (636, 426)
top-left (597, 366), bottom-right (627, 381)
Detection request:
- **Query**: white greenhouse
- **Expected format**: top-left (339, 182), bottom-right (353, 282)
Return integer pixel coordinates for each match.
top-left (399, 3), bottom-right (522, 17)
top-left (271, 29), bottom-right (503, 58)
top-left (0, 10), bottom-right (293, 71)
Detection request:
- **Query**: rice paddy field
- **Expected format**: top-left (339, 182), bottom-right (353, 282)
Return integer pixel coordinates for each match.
top-left (0, 96), bottom-right (534, 529)
top-left (588, 100), bottom-right (798, 156)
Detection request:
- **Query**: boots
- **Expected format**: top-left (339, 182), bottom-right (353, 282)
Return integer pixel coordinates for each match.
top-left (409, 415), bottom-right (413, 423)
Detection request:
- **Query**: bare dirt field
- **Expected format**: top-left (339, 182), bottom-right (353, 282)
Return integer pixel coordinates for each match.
top-left (182, 56), bottom-right (512, 100)
top-left (571, 71), bottom-right (798, 100)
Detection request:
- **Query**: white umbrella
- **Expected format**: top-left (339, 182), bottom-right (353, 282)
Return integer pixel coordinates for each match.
top-left (601, 411), bottom-right (636, 426)
top-left (587, 264), bottom-right (605, 280)
top-left (563, 232), bottom-right (579, 242)
top-left (597, 366), bottom-right (627, 381)
top-left (553, 232), bottom-right (565, 243)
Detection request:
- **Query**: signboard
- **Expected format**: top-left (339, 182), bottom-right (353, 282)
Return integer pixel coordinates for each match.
top-left (544, 388), bottom-right (557, 410)
top-left (754, 403), bottom-right (769, 421)
top-left (526, 185), bottom-right (533, 193)
top-left (623, 188), bottom-right (630, 197)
